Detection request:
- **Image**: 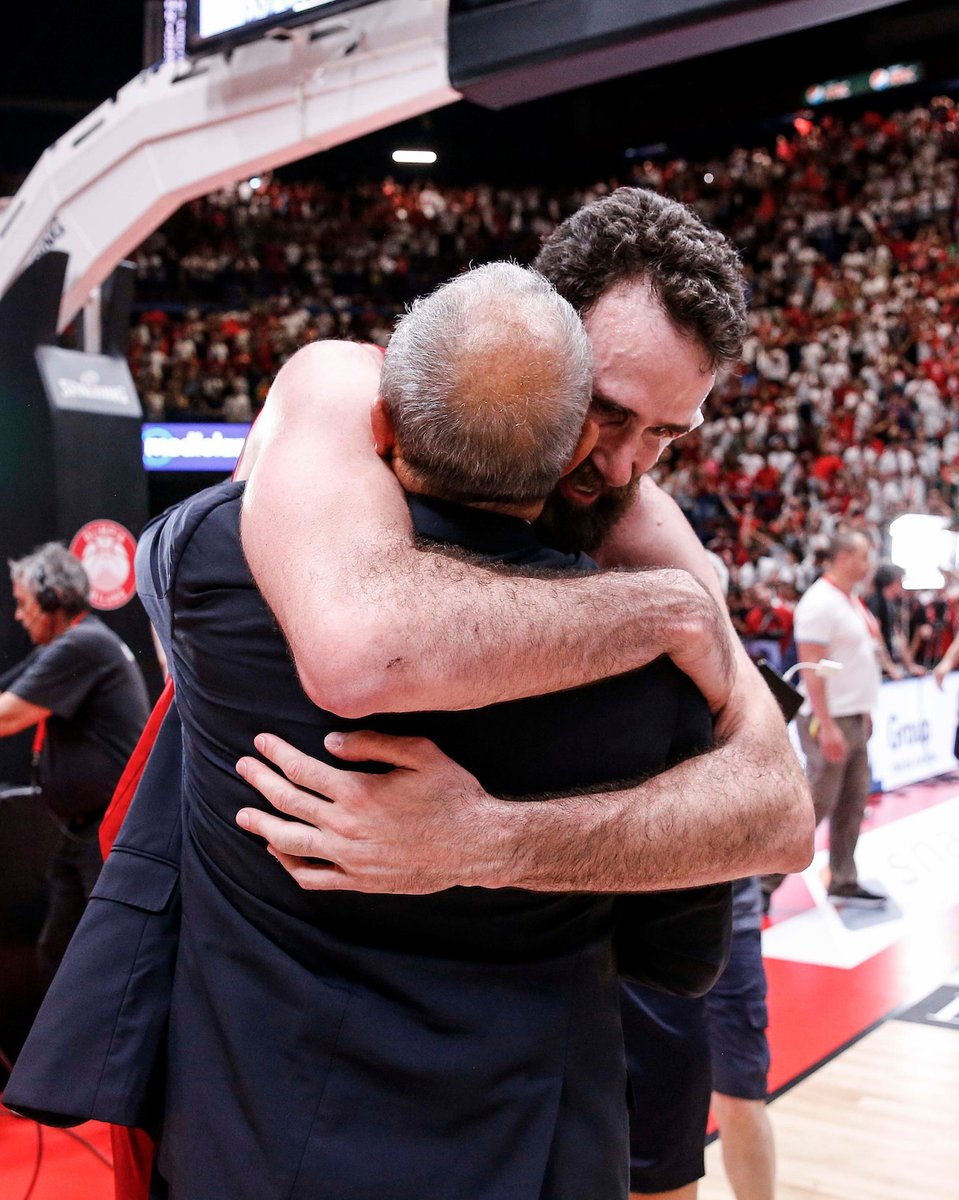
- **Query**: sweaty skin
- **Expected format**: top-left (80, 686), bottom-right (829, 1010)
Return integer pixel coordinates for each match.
top-left (236, 340), bottom-right (813, 894)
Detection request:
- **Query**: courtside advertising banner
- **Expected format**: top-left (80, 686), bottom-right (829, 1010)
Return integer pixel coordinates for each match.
top-left (787, 671), bottom-right (959, 793)
top-left (867, 672), bottom-right (959, 793)
top-left (142, 423), bottom-right (249, 472)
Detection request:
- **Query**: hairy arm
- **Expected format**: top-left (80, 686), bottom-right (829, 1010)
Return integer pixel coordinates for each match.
top-left (236, 476), bottom-right (813, 891)
top-left (236, 723), bottom-right (810, 891)
top-left (593, 476), bottom-right (814, 870)
top-left (240, 341), bottom-right (733, 717)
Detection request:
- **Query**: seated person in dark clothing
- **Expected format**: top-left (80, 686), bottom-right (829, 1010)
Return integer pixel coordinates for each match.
top-left (122, 265), bottom-right (717, 1200)
top-left (0, 543), bottom-right (149, 985)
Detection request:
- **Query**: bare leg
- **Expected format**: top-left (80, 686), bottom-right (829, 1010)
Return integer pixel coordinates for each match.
top-left (711, 1094), bottom-right (775, 1200)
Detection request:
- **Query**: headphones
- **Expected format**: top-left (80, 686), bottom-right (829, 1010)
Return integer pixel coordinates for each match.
top-left (34, 566), bottom-right (62, 614)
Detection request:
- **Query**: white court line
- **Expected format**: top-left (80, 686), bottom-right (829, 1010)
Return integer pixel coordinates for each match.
top-left (762, 795), bottom-right (959, 969)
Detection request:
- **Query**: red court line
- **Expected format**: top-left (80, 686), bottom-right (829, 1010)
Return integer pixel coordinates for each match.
top-left (765, 897), bottom-right (959, 1095)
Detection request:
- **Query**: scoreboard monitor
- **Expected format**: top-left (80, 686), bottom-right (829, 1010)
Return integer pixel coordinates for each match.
top-left (448, 0), bottom-right (903, 108)
top-left (187, 0), bottom-right (379, 52)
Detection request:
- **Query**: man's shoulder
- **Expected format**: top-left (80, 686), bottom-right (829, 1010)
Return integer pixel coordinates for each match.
top-left (794, 578), bottom-right (839, 639)
top-left (794, 577), bottom-right (831, 613)
top-left (10, 615), bottom-right (140, 714)
top-left (60, 615), bottom-right (126, 658)
top-left (138, 480), bottom-right (244, 600)
top-left (147, 479), bottom-right (245, 542)
top-left (406, 494), bottom-right (597, 574)
top-left (31, 616), bottom-right (110, 668)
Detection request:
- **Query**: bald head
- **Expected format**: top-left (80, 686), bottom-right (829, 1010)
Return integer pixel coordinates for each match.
top-left (827, 529), bottom-right (873, 590)
top-left (826, 530), bottom-right (871, 563)
top-left (380, 262), bottom-right (592, 505)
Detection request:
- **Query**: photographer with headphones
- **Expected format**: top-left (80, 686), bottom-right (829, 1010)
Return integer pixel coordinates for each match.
top-left (0, 543), bottom-right (149, 986)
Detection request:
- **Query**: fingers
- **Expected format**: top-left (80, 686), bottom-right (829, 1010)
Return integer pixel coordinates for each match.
top-left (235, 806), bottom-right (328, 858)
top-left (250, 733), bottom-right (337, 792)
top-left (323, 729), bottom-right (447, 771)
top-left (250, 728), bottom-right (450, 776)
top-left (236, 753), bottom-right (334, 824)
top-left (268, 847), bottom-right (351, 892)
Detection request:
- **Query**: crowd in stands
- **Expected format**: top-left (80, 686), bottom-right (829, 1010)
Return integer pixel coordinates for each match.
top-left (127, 95), bottom-right (959, 663)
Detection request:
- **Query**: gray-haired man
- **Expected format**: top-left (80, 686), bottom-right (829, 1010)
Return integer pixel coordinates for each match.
top-left (0, 543), bottom-right (148, 983)
top-left (238, 188), bottom-right (812, 895)
top-left (88, 261), bottom-right (674, 1198)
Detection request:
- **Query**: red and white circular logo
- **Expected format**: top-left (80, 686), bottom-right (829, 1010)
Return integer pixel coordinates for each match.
top-left (69, 520), bottom-right (138, 610)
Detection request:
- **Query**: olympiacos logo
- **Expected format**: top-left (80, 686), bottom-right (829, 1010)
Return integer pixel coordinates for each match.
top-left (69, 520), bottom-right (138, 610)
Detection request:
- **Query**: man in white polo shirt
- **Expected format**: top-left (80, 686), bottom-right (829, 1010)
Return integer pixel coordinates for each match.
top-left (763, 529), bottom-right (885, 910)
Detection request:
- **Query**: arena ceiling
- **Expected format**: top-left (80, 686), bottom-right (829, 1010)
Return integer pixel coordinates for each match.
top-left (2, 0), bottom-right (957, 184)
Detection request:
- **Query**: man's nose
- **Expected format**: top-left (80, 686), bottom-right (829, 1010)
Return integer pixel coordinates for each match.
top-left (592, 443), bottom-right (649, 488)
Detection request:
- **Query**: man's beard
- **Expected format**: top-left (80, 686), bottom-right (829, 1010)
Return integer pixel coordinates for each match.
top-left (536, 458), bottom-right (640, 555)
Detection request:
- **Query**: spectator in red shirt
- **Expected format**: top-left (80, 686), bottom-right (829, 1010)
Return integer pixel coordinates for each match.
top-left (742, 583), bottom-right (794, 671)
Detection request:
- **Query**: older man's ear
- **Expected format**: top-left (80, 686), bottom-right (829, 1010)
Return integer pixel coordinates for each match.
top-left (561, 419), bottom-right (599, 478)
top-left (370, 396), bottom-right (395, 460)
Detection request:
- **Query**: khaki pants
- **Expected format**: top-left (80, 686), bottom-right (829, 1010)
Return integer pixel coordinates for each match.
top-left (763, 712), bottom-right (871, 896)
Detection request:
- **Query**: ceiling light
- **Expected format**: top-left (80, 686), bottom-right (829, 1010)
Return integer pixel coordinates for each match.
top-left (392, 150), bottom-right (437, 165)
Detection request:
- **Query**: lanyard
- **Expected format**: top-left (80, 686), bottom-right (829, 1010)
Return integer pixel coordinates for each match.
top-left (822, 575), bottom-right (880, 640)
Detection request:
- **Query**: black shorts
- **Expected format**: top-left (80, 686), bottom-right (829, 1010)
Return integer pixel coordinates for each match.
top-left (622, 926), bottom-right (769, 1194)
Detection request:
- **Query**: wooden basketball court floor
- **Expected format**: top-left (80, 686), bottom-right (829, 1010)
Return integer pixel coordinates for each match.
top-left (3, 774), bottom-right (958, 1199)
top-left (702, 772), bottom-right (959, 1199)
top-left (701, 1016), bottom-right (959, 1199)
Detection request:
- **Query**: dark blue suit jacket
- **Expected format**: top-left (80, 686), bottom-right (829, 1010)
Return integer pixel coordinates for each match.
top-left (8, 481), bottom-right (722, 1200)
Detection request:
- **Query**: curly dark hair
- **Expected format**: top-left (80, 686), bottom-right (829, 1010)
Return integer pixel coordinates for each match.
top-left (533, 187), bottom-right (747, 367)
